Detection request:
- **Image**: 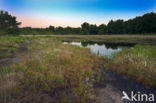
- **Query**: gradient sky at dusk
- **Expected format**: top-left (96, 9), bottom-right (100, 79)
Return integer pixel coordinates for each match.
top-left (0, 0), bottom-right (156, 28)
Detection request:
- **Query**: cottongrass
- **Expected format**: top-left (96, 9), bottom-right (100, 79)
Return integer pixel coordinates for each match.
top-left (111, 45), bottom-right (156, 86)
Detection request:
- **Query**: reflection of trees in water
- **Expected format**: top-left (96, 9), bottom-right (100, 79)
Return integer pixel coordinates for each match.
top-left (81, 41), bottom-right (136, 49)
top-left (81, 41), bottom-right (95, 46)
top-left (81, 41), bottom-right (108, 46)
top-left (105, 43), bottom-right (118, 49)
top-left (104, 43), bottom-right (136, 49)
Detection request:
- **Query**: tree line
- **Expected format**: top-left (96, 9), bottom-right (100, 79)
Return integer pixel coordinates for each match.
top-left (0, 10), bottom-right (156, 35)
top-left (80, 12), bottom-right (156, 34)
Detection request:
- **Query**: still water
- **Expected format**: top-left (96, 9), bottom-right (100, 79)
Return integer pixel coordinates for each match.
top-left (63, 41), bottom-right (135, 57)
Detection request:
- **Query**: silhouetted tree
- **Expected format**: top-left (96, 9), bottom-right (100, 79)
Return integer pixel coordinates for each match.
top-left (89, 24), bottom-right (98, 34)
top-left (98, 24), bottom-right (107, 34)
top-left (49, 25), bottom-right (55, 33)
top-left (81, 22), bottom-right (90, 34)
top-left (107, 20), bottom-right (124, 34)
top-left (124, 12), bottom-right (156, 34)
top-left (0, 10), bottom-right (21, 35)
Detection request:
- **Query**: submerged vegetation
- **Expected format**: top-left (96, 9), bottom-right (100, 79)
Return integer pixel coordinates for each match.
top-left (0, 37), bottom-right (102, 103)
top-left (110, 45), bottom-right (156, 86)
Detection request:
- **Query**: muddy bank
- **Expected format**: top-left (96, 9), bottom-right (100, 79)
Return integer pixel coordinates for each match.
top-left (0, 43), bottom-right (27, 67)
top-left (95, 69), bottom-right (156, 103)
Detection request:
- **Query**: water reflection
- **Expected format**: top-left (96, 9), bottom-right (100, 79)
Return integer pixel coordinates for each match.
top-left (63, 41), bottom-right (135, 57)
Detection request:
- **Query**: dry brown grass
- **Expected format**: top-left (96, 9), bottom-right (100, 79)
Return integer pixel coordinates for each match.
top-left (0, 38), bottom-right (102, 103)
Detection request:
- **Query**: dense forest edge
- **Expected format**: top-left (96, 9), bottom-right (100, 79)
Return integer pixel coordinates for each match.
top-left (0, 10), bottom-right (156, 35)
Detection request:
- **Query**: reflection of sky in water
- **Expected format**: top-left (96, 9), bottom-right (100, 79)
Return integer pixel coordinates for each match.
top-left (63, 42), bottom-right (122, 57)
top-left (70, 42), bottom-right (82, 47)
top-left (87, 44), bottom-right (121, 57)
top-left (63, 42), bottom-right (82, 46)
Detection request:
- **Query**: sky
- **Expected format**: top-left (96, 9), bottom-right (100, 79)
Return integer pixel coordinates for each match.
top-left (0, 0), bottom-right (156, 28)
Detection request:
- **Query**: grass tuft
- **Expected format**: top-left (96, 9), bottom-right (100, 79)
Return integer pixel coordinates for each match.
top-left (0, 38), bottom-right (101, 103)
top-left (111, 45), bottom-right (156, 86)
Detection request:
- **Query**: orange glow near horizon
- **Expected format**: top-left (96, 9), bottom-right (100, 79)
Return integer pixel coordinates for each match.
top-left (17, 16), bottom-right (82, 28)
top-left (16, 15), bottom-right (110, 28)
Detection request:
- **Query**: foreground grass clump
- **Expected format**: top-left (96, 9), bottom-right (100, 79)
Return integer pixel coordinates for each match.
top-left (111, 45), bottom-right (156, 86)
top-left (0, 36), bottom-right (33, 59)
top-left (0, 39), bottom-right (101, 103)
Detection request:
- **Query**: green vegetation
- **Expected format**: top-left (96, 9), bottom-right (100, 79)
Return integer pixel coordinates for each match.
top-left (110, 45), bottom-right (156, 86)
top-left (1, 34), bottom-right (155, 59)
top-left (0, 35), bottom-right (156, 102)
top-left (0, 11), bottom-right (21, 35)
top-left (0, 38), bottom-right (102, 103)
top-left (0, 36), bottom-right (33, 59)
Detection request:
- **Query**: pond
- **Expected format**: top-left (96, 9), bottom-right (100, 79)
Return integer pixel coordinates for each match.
top-left (63, 41), bottom-right (136, 57)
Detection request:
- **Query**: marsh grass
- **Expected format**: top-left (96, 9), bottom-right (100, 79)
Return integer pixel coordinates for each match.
top-left (47, 35), bottom-right (156, 43)
top-left (2, 35), bottom-right (156, 102)
top-left (111, 45), bottom-right (156, 86)
top-left (0, 36), bottom-right (33, 59)
top-left (0, 38), bottom-right (102, 103)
